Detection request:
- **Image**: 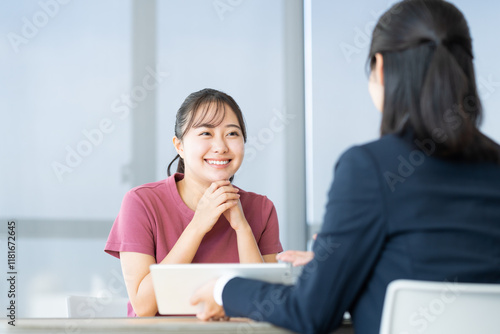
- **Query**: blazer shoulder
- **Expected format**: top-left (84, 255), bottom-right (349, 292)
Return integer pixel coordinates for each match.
top-left (362, 134), bottom-right (410, 152)
top-left (351, 135), bottom-right (412, 162)
top-left (337, 135), bottom-right (399, 161)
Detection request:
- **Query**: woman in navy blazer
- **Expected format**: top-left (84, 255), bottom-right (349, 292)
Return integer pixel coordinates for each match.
top-left (191, 1), bottom-right (500, 333)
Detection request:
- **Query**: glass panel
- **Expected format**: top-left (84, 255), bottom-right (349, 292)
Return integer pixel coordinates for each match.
top-left (0, 0), bottom-right (132, 317)
top-left (0, 0), bottom-right (132, 221)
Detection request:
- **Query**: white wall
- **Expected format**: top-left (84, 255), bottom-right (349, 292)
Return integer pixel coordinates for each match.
top-left (0, 0), bottom-right (132, 220)
top-left (0, 0), bottom-right (133, 317)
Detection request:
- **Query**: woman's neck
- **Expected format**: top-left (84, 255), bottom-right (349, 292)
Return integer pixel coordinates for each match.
top-left (176, 175), bottom-right (210, 211)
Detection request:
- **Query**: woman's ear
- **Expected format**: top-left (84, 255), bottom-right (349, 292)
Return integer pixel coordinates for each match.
top-left (374, 53), bottom-right (384, 86)
top-left (369, 52), bottom-right (385, 113)
top-left (173, 136), bottom-right (184, 158)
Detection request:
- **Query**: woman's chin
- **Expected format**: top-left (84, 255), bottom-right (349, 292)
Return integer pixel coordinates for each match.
top-left (205, 171), bottom-right (234, 182)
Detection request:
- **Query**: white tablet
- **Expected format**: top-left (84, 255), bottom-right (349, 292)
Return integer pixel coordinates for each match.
top-left (150, 263), bottom-right (294, 315)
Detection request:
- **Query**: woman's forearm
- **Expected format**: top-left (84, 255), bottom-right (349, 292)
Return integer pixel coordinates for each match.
top-left (160, 218), bottom-right (206, 264)
top-left (235, 223), bottom-right (264, 263)
top-left (131, 272), bottom-right (158, 317)
top-left (129, 220), bottom-right (207, 316)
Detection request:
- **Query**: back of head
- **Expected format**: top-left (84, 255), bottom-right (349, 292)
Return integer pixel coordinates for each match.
top-left (369, 0), bottom-right (500, 163)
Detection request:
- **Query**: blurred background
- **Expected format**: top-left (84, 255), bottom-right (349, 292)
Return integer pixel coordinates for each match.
top-left (1, 0), bottom-right (499, 317)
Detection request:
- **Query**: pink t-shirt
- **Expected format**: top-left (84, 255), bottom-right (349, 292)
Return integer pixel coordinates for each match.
top-left (104, 173), bottom-right (283, 316)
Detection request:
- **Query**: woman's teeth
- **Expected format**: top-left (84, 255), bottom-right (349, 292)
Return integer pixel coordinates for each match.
top-left (207, 160), bottom-right (229, 165)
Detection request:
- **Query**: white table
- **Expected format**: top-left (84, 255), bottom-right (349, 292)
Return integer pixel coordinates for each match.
top-left (2, 317), bottom-right (295, 334)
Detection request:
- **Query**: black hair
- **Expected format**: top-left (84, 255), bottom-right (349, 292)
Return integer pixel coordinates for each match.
top-left (368, 0), bottom-right (500, 163)
top-left (167, 88), bottom-right (247, 181)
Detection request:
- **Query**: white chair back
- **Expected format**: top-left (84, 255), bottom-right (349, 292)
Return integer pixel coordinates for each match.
top-left (379, 279), bottom-right (500, 334)
top-left (67, 296), bottom-right (129, 318)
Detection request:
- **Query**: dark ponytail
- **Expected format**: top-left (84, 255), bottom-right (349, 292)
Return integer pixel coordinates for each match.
top-left (167, 154), bottom-right (184, 175)
top-left (167, 88), bottom-right (247, 179)
top-left (369, 0), bottom-right (500, 163)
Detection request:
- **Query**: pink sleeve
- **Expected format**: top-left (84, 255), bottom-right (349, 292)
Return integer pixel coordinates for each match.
top-left (104, 190), bottom-right (156, 259)
top-left (257, 197), bottom-right (283, 255)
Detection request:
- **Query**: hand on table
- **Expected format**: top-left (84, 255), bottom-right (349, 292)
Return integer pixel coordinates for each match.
top-left (276, 250), bottom-right (315, 267)
top-left (190, 279), bottom-right (228, 321)
top-left (276, 234), bottom-right (316, 266)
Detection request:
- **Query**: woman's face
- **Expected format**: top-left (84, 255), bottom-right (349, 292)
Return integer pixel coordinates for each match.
top-left (175, 104), bottom-right (245, 185)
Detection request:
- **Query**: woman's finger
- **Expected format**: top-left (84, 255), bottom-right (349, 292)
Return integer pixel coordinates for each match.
top-left (219, 192), bottom-right (240, 202)
top-left (203, 181), bottom-right (230, 197)
top-left (211, 185), bottom-right (239, 198)
top-left (216, 200), bottom-right (239, 216)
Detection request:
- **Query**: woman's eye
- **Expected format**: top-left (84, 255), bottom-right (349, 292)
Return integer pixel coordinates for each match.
top-left (200, 132), bottom-right (211, 136)
top-left (228, 131), bottom-right (239, 137)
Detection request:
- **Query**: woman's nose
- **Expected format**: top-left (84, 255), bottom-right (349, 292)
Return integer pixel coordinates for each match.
top-left (212, 137), bottom-right (228, 153)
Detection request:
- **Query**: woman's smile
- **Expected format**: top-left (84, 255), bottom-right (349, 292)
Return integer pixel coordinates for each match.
top-left (205, 159), bottom-right (231, 168)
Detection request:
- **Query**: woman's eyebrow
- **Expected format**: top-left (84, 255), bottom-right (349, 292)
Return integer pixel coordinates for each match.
top-left (194, 123), bottom-right (241, 129)
top-left (194, 123), bottom-right (216, 129)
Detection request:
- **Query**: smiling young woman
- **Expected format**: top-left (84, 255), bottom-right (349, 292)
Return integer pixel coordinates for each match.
top-left (104, 88), bottom-right (283, 317)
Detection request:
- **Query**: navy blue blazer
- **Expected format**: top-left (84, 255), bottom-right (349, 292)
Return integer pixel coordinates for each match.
top-left (222, 134), bottom-right (500, 334)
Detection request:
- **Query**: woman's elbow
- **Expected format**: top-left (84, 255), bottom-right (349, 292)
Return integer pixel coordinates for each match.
top-left (130, 299), bottom-right (157, 317)
top-left (134, 309), bottom-right (156, 317)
